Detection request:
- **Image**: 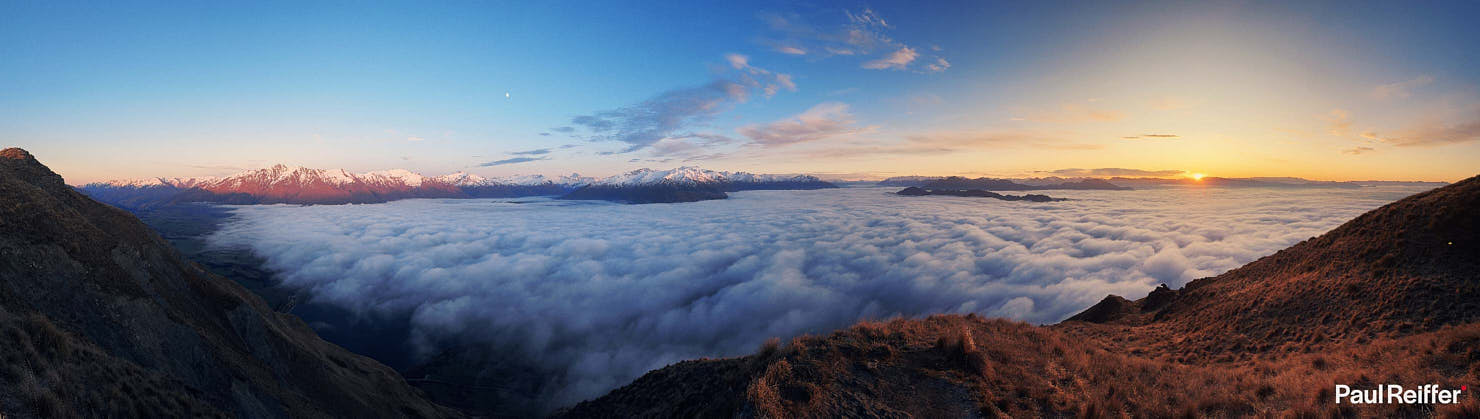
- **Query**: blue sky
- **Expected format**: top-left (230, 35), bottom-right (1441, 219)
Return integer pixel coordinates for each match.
top-left (3, 0), bottom-right (1478, 183)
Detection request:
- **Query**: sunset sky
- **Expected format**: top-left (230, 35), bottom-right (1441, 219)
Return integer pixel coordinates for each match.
top-left (2, 1), bottom-right (1477, 184)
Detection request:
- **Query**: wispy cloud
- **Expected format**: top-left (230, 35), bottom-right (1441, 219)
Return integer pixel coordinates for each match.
top-left (1371, 75), bottom-right (1433, 100)
top-left (568, 81), bottom-right (744, 153)
top-left (1330, 103), bottom-right (1480, 147)
top-left (739, 102), bottom-right (875, 146)
top-left (1122, 134), bottom-right (1179, 140)
top-left (1342, 146), bottom-right (1375, 155)
top-left (479, 156), bottom-right (549, 166)
top-left (724, 53), bottom-right (797, 97)
top-left (862, 47), bottom-right (918, 70)
top-left (1383, 117), bottom-right (1480, 147)
top-left (1048, 168), bottom-right (1186, 177)
top-left (510, 148), bottom-right (552, 156)
top-left (649, 133), bottom-right (737, 159)
top-left (1325, 109), bottom-right (1353, 136)
top-left (773, 45), bottom-right (806, 55)
top-left (567, 55), bottom-right (794, 153)
top-left (922, 57), bottom-right (950, 73)
top-left (759, 8), bottom-right (947, 73)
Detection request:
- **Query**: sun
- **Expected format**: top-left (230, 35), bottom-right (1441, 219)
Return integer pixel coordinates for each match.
top-left (1191, 173), bottom-right (1206, 181)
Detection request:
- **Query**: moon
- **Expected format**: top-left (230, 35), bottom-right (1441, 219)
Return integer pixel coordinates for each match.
top-left (505, 92), bottom-right (510, 99)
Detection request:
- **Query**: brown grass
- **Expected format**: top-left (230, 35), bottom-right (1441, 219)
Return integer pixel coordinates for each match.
top-left (563, 314), bottom-right (1480, 418)
top-left (0, 307), bottom-right (225, 418)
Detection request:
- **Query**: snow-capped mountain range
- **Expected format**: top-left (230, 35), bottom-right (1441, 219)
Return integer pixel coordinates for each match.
top-left (79, 165), bottom-right (837, 206)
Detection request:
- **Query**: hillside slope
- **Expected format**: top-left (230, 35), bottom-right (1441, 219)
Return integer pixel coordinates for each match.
top-left (562, 175), bottom-right (1480, 418)
top-left (1065, 175), bottom-right (1480, 360)
top-left (0, 148), bottom-right (457, 418)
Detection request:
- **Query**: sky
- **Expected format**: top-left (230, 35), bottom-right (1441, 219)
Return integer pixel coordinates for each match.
top-left (2, 0), bottom-right (1477, 184)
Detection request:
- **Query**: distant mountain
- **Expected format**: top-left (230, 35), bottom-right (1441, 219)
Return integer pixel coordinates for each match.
top-left (1106, 176), bottom-right (1366, 188)
top-left (896, 186), bottom-right (1065, 202)
top-left (560, 167), bottom-right (837, 204)
top-left (0, 148), bottom-right (456, 417)
top-left (561, 174), bottom-right (1480, 418)
top-left (434, 171), bottom-right (592, 198)
top-left (918, 176), bottom-right (1131, 191)
top-left (876, 175), bottom-right (946, 187)
top-left (79, 165), bottom-right (463, 207)
top-left (79, 165), bottom-right (834, 207)
top-left (880, 174), bottom-right (1438, 190)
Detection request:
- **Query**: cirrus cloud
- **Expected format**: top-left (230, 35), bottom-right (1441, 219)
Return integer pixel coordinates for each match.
top-left (759, 8), bottom-right (947, 73)
top-left (567, 55), bottom-right (795, 153)
top-left (479, 156), bottom-right (549, 166)
top-left (738, 102), bottom-right (875, 146)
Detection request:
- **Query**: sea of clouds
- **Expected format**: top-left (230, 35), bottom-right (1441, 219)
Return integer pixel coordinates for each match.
top-left (206, 185), bottom-right (1429, 406)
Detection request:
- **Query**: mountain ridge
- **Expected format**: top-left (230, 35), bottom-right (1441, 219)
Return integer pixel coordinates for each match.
top-left (79, 165), bottom-right (838, 206)
top-left (0, 148), bottom-right (458, 418)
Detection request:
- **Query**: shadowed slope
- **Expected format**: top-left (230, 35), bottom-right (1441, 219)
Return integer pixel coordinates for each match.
top-left (0, 148), bottom-right (457, 418)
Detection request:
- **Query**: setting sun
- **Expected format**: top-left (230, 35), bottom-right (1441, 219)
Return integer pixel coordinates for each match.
top-left (1192, 173), bottom-right (1206, 181)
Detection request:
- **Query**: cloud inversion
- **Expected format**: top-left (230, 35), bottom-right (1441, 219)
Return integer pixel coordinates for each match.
top-left (207, 186), bottom-right (1425, 407)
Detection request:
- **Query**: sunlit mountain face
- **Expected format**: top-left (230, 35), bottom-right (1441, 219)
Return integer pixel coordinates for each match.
top-left (3, 1), bottom-right (1479, 418)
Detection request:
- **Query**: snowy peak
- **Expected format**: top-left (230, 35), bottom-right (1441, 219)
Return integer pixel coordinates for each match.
top-left (435, 171), bottom-right (488, 186)
top-left (86, 176), bottom-right (222, 189)
top-left (596, 167), bottom-right (721, 186)
top-left (90, 178), bottom-right (168, 188)
top-left (359, 169), bottom-right (426, 187)
top-left (80, 164), bottom-right (833, 206)
top-left (590, 167), bottom-right (821, 186)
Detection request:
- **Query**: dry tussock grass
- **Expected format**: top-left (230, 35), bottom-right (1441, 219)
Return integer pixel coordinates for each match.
top-left (728, 315), bottom-right (1480, 418)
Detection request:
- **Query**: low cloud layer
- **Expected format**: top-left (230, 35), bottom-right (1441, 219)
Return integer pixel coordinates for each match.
top-left (208, 186), bottom-right (1426, 406)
